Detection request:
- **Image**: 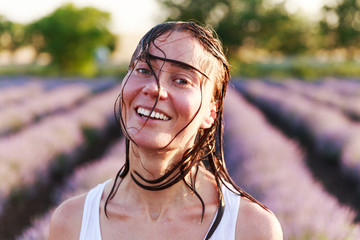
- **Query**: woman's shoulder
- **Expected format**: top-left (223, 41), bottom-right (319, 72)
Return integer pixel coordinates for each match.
top-left (236, 197), bottom-right (283, 240)
top-left (48, 193), bottom-right (87, 240)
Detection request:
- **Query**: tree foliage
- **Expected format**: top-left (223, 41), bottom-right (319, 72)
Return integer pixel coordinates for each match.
top-left (0, 15), bottom-right (25, 52)
top-left (26, 3), bottom-right (117, 76)
top-left (320, 0), bottom-right (360, 49)
top-left (156, 0), bottom-right (309, 56)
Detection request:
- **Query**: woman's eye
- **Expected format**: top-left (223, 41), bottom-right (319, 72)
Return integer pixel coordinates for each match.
top-left (136, 68), bottom-right (151, 75)
top-left (174, 78), bottom-right (191, 86)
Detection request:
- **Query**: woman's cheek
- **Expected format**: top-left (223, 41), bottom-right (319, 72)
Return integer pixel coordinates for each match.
top-left (121, 79), bottom-right (141, 103)
top-left (175, 91), bottom-right (202, 117)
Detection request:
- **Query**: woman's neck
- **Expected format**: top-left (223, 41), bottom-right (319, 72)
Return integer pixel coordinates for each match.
top-left (122, 145), bottom-right (194, 216)
top-left (128, 142), bottom-right (189, 179)
top-left (117, 167), bottom-right (197, 222)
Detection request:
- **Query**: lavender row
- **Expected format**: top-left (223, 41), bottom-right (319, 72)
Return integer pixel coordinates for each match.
top-left (0, 79), bottom-right (117, 136)
top-left (0, 84), bottom-right (122, 215)
top-left (316, 78), bottom-right (360, 97)
top-left (0, 81), bottom-right (44, 108)
top-left (235, 80), bottom-right (360, 183)
top-left (0, 83), bottom-right (91, 136)
top-left (223, 87), bottom-right (360, 239)
top-left (0, 77), bottom-right (116, 107)
top-left (276, 79), bottom-right (360, 120)
top-left (17, 138), bottom-right (126, 240)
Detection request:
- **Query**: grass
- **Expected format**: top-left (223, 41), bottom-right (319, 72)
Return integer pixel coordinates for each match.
top-left (230, 57), bottom-right (360, 81)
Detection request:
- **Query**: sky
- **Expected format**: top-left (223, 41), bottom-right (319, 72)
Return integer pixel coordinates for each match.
top-left (0, 0), bottom-right (332, 35)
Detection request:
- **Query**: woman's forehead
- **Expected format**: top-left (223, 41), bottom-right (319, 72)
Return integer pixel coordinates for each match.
top-left (146, 31), bottom-right (214, 78)
top-left (150, 31), bottom-right (207, 68)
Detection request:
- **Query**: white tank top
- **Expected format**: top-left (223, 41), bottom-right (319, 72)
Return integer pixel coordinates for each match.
top-left (79, 180), bottom-right (240, 240)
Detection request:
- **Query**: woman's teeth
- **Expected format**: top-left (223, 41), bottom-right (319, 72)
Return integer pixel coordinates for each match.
top-left (137, 107), bottom-right (170, 121)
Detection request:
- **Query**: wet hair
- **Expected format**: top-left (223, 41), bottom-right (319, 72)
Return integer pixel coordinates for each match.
top-left (106, 21), bottom-right (268, 238)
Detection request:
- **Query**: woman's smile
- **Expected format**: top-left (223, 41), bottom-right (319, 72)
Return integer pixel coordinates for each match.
top-left (136, 107), bottom-right (171, 121)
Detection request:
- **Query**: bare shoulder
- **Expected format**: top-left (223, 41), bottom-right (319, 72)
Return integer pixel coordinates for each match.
top-left (48, 193), bottom-right (87, 240)
top-left (236, 197), bottom-right (283, 240)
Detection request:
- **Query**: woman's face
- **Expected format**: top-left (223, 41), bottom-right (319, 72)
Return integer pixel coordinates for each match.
top-left (121, 30), bottom-right (217, 151)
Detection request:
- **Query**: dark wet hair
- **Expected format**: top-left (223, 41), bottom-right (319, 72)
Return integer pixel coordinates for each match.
top-left (106, 21), bottom-right (267, 239)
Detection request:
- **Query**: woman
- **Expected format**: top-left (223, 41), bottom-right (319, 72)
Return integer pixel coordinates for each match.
top-left (49, 21), bottom-right (283, 240)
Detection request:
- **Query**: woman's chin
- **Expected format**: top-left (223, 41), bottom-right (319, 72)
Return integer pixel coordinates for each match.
top-left (129, 135), bottom-right (173, 151)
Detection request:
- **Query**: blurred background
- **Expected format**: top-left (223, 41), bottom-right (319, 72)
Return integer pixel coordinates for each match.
top-left (0, 0), bottom-right (360, 239)
top-left (0, 0), bottom-right (359, 79)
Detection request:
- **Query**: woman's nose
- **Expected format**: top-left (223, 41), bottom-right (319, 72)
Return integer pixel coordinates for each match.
top-left (142, 78), bottom-right (168, 100)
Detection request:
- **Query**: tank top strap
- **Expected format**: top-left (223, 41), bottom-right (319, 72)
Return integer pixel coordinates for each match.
top-left (79, 180), bottom-right (111, 240)
top-left (206, 185), bottom-right (241, 239)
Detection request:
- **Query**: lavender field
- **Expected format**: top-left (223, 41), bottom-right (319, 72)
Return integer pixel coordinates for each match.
top-left (0, 77), bottom-right (359, 239)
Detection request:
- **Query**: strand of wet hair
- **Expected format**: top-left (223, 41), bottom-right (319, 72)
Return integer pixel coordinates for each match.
top-left (203, 154), bottom-right (225, 240)
top-left (182, 164), bottom-right (205, 221)
top-left (130, 152), bottom-right (200, 191)
top-left (104, 139), bottom-right (130, 218)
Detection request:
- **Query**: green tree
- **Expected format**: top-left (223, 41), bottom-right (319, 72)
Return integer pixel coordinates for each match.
top-left (26, 3), bottom-right (117, 76)
top-left (0, 16), bottom-right (25, 52)
top-left (320, 0), bottom-right (360, 50)
top-left (156, 0), bottom-right (309, 56)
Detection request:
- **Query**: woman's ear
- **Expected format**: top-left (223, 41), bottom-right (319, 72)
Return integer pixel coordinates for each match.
top-left (201, 101), bottom-right (217, 129)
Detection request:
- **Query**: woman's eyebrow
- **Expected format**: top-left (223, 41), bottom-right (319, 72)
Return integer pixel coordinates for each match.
top-left (148, 54), bottom-right (210, 80)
